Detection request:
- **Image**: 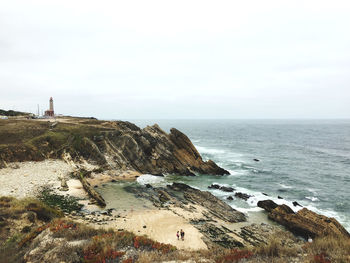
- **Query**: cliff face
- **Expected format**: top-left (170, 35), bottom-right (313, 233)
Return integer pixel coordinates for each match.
top-left (0, 118), bottom-right (229, 176)
top-left (92, 122), bottom-right (229, 175)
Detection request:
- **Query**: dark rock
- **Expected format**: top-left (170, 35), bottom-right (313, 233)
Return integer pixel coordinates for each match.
top-left (192, 222), bottom-right (243, 248)
top-left (111, 179), bottom-right (117, 182)
top-left (145, 184), bottom-right (153, 189)
top-left (152, 173), bottom-right (164, 177)
top-left (238, 223), bottom-right (301, 247)
top-left (262, 193), bottom-right (269, 196)
top-left (169, 183), bottom-right (246, 223)
top-left (293, 201), bottom-right (302, 207)
top-left (76, 171), bottom-right (106, 207)
top-left (208, 184), bottom-right (220, 189)
top-left (274, 204), bottom-right (295, 215)
top-left (220, 186), bottom-right (235, 192)
top-left (158, 190), bottom-right (172, 203)
top-left (227, 196), bottom-right (233, 201)
top-left (253, 158), bottom-right (260, 162)
top-left (185, 167), bottom-right (196, 176)
top-left (235, 192), bottom-right (253, 201)
top-left (208, 184), bottom-right (234, 192)
top-left (143, 225), bottom-right (147, 228)
top-left (168, 182), bottom-right (193, 191)
top-left (278, 196), bottom-right (283, 199)
top-left (257, 200), bottom-right (278, 212)
top-left (259, 201), bottom-right (350, 239)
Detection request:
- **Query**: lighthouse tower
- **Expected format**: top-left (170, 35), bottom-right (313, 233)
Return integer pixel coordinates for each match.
top-left (49, 97), bottom-right (54, 112)
top-left (44, 97), bottom-right (55, 117)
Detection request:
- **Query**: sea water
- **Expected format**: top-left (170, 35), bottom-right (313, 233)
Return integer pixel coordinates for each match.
top-left (131, 119), bottom-right (350, 232)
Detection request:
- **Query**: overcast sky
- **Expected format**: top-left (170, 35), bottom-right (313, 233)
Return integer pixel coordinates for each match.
top-left (1, 1), bottom-right (349, 119)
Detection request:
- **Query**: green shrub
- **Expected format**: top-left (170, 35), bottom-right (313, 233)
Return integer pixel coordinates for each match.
top-left (37, 187), bottom-right (83, 213)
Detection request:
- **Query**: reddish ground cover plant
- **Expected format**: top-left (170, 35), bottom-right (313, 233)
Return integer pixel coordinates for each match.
top-left (313, 253), bottom-right (331, 263)
top-left (83, 245), bottom-right (125, 263)
top-left (215, 249), bottom-right (253, 263)
top-left (50, 219), bottom-right (77, 232)
top-left (18, 224), bottom-right (50, 248)
top-left (19, 219), bottom-right (77, 248)
top-left (133, 235), bottom-right (176, 254)
top-left (82, 231), bottom-right (176, 263)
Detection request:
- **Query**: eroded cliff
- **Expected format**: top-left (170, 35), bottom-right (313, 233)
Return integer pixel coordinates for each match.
top-left (0, 118), bottom-right (228, 176)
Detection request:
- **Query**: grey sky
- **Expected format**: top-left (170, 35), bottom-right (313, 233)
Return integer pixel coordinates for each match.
top-left (1, 0), bottom-right (350, 119)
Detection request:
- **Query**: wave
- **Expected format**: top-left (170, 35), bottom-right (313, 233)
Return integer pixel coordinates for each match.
top-left (136, 174), bottom-right (165, 186)
top-left (227, 170), bottom-right (248, 176)
top-left (206, 182), bottom-right (350, 231)
top-left (305, 196), bottom-right (319, 202)
top-left (278, 183), bottom-right (293, 189)
top-left (195, 145), bottom-right (225, 155)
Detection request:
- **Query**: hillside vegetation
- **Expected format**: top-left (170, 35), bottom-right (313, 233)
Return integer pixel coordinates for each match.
top-left (0, 109), bottom-right (31, 117)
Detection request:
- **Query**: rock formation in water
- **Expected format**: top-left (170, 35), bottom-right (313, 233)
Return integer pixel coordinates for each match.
top-left (258, 200), bottom-right (350, 239)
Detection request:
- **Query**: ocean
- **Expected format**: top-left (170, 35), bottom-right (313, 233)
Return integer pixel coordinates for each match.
top-left (128, 119), bottom-right (350, 231)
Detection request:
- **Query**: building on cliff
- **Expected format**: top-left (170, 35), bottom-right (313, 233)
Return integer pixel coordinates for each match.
top-left (44, 97), bottom-right (54, 117)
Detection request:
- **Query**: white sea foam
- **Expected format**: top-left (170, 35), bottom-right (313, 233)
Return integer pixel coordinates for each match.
top-left (305, 196), bottom-right (319, 202)
top-left (278, 183), bottom-right (293, 189)
top-left (221, 184), bottom-right (349, 231)
top-left (227, 170), bottom-right (247, 176)
top-left (136, 174), bottom-right (165, 186)
top-left (195, 145), bottom-right (225, 154)
top-left (234, 207), bottom-right (264, 213)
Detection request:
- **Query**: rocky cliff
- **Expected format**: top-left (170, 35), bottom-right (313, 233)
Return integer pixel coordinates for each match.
top-left (0, 118), bottom-right (228, 176)
top-left (258, 200), bottom-right (350, 239)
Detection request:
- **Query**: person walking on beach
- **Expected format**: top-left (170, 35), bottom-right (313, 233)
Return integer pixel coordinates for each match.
top-left (180, 229), bottom-right (185, 241)
top-left (176, 231), bottom-right (179, 240)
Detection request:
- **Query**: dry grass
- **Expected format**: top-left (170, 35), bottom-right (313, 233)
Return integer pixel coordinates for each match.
top-left (254, 237), bottom-right (299, 258)
top-left (0, 119), bottom-right (105, 163)
top-left (136, 250), bottom-right (203, 263)
top-left (252, 229), bottom-right (301, 259)
top-left (136, 247), bottom-right (254, 263)
top-left (0, 196), bottom-right (62, 222)
top-left (50, 218), bottom-right (112, 241)
top-left (304, 235), bottom-right (350, 263)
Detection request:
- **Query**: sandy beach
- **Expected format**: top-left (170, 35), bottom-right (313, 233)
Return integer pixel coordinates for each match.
top-left (109, 209), bottom-right (208, 250)
top-left (0, 160), bottom-right (73, 198)
top-left (0, 160), bottom-right (209, 250)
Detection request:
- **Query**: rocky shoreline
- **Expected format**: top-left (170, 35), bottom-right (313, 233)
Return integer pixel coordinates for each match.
top-left (1, 117), bottom-right (349, 262)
